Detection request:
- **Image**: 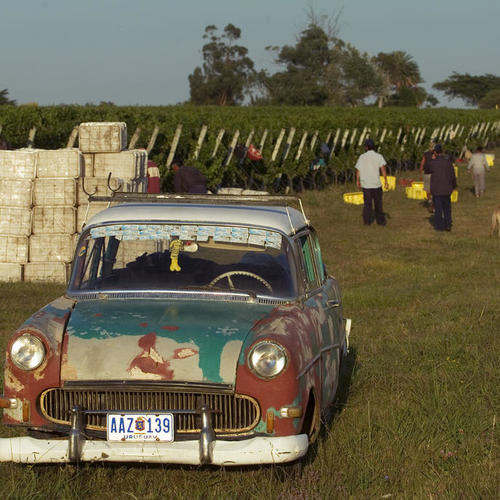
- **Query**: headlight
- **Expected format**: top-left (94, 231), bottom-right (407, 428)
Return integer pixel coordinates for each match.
top-left (248, 341), bottom-right (287, 379)
top-left (10, 334), bottom-right (46, 371)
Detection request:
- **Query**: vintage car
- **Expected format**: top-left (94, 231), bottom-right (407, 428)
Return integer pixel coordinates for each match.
top-left (0, 194), bottom-right (350, 465)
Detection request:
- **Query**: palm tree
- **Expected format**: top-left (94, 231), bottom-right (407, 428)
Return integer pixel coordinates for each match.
top-left (373, 51), bottom-right (422, 107)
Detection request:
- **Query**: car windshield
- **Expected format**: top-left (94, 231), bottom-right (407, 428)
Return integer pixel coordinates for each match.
top-left (69, 223), bottom-right (297, 298)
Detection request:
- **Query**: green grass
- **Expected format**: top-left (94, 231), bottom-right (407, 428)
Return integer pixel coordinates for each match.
top-left (1, 152), bottom-right (499, 499)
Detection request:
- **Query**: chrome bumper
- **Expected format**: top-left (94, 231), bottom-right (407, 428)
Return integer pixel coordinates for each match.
top-left (0, 435), bottom-right (308, 465)
top-left (0, 404), bottom-right (308, 465)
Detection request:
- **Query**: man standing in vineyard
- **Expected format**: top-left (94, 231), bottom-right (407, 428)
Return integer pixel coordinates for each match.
top-left (355, 139), bottom-right (389, 226)
top-left (428, 144), bottom-right (457, 231)
top-left (171, 158), bottom-right (208, 194)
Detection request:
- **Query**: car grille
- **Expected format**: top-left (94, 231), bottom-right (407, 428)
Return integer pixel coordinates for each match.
top-left (40, 388), bottom-right (260, 434)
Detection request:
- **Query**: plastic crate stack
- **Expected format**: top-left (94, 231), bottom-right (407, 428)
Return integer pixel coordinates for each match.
top-left (0, 122), bottom-right (148, 283)
top-left (27, 149), bottom-right (83, 282)
top-left (0, 150), bottom-right (36, 281)
top-left (76, 122), bottom-right (147, 232)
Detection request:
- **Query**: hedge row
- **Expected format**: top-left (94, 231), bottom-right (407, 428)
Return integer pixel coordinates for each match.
top-left (1, 105), bottom-right (499, 192)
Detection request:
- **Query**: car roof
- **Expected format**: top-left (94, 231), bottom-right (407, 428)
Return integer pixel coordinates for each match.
top-left (85, 202), bottom-right (310, 236)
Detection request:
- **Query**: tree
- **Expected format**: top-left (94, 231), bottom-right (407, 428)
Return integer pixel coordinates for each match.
top-left (188, 24), bottom-right (256, 105)
top-left (386, 86), bottom-right (427, 107)
top-left (373, 51), bottom-right (423, 107)
top-left (479, 88), bottom-right (500, 109)
top-left (433, 72), bottom-right (500, 106)
top-left (0, 89), bottom-right (16, 105)
top-left (260, 21), bottom-right (383, 106)
top-left (260, 24), bottom-right (334, 105)
top-left (337, 44), bottom-right (384, 106)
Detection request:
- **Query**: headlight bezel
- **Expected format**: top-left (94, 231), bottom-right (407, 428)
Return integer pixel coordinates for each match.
top-left (247, 340), bottom-right (288, 380)
top-left (10, 332), bottom-right (46, 371)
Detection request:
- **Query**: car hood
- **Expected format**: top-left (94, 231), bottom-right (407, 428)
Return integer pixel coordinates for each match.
top-left (61, 298), bottom-right (274, 385)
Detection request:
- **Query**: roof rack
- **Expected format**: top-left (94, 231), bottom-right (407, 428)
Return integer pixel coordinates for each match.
top-left (88, 192), bottom-right (310, 231)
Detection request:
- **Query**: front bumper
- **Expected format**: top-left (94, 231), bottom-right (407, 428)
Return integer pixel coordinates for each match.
top-left (0, 434), bottom-right (308, 465)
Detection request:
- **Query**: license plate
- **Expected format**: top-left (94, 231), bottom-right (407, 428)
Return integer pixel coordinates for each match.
top-left (106, 413), bottom-right (174, 442)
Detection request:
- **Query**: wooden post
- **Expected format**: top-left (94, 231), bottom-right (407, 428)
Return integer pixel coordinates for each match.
top-left (244, 128), bottom-right (255, 148)
top-left (66, 126), bottom-right (79, 148)
top-left (330, 129), bottom-right (340, 158)
top-left (309, 130), bottom-right (319, 151)
top-left (358, 127), bottom-right (367, 147)
top-left (223, 130), bottom-right (240, 167)
top-left (340, 129), bottom-right (349, 150)
top-left (128, 127), bottom-right (141, 149)
top-left (395, 127), bottom-right (402, 143)
top-left (192, 124), bottom-right (208, 160)
top-left (295, 131), bottom-right (308, 161)
top-left (166, 124), bottom-right (183, 168)
top-left (146, 125), bottom-right (159, 154)
top-left (271, 129), bottom-right (285, 162)
top-left (418, 127), bottom-right (426, 145)
top-left (211, 129), bottom-right (225, 159)
top-left (281, 128), bottom-right (295, 162)
top-left (258, 129), bottom-right (268, 152)
top-left (379, 128), bottom-right (387, 144)
top-left (26, 127), bottom-right (36, 148)
top-left (349, 128), bottom-right (357, 146)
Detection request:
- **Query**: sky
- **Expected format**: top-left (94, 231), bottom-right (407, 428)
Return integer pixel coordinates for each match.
top-left (1, 0), bottom-right (499, 107)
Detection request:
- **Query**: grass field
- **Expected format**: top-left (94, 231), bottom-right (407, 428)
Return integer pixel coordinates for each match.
top-left (0, 150), bottom-right (499, 499)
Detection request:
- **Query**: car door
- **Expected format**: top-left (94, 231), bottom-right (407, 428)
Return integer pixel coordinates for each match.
top-left (296, 230), bottom-right (341, 410)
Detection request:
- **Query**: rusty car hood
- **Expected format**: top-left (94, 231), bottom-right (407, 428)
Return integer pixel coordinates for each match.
top-left (61, 298), bottom-right (274, 385)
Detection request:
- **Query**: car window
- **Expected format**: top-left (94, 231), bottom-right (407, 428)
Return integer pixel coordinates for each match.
top-left (310, 231), bottom-right (326, 282)
top-left (298, 233), bottom-right (319, 290)
top-left (70, 223), bottom-right (297, 298)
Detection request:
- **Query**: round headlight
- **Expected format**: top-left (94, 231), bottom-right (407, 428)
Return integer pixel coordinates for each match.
top-left (10, 334), bottom-right (46, 371)
top-left (248, 341), bottom-right (287, 379)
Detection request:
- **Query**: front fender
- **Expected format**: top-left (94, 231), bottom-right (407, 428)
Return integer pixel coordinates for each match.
top-left (3, 296), bottom-right (75, 426)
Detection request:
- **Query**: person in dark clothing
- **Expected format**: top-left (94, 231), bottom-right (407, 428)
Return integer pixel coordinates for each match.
top-left (171, 158), bottom-right (207, 194)
top-left (428, 144), bottom-right (457, 232)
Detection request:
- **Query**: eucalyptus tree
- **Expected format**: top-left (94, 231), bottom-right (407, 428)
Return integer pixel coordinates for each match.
top-left (188, 24), bottom-right (256, 106)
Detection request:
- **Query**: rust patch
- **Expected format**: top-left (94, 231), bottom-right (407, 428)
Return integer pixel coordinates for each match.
top-left (128, 332), bottom-right (173, 379)
top-left (60, 353), bottom-right (78, 380)
top-left (161, 325), bottom-right (179, 331)
top-left (4, 367), bottom-right (24, 393)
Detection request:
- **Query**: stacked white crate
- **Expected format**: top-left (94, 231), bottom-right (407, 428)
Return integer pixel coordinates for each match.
top-left (0, 123), bottom-right (149, 283)
top-left (25, 149), bottom-right (83, 283)
top-left (0, 150), bottom-right (37, 281)
top-left (76, 122), bottom-right (147, 231)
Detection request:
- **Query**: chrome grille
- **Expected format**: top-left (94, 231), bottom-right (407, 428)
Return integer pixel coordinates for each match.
top-left (40, 388), bottom-right (260, 434)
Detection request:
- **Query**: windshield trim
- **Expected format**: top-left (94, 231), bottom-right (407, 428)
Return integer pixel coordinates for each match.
top-left (65, 289), bottom-right (293, 305)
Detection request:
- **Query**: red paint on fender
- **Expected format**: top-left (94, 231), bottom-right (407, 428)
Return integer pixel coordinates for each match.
top-left (128, 332), bottom-right (173, 379)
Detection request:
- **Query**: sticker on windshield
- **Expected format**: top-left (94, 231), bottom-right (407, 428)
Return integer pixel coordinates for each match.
top-left (89, 225), bottom-right (282, 249)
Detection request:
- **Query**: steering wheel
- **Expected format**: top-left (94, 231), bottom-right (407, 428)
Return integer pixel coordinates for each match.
top-left (208, 271), bottom-right (273, 293)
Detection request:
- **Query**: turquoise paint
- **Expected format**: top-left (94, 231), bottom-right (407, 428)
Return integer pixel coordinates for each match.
top-left (67, 299), bottom-right (274, 383)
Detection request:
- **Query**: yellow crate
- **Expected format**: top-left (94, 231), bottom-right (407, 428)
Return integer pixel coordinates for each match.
top-left (453, 165), bottom-right (458, 177)
top-left (411, 181), bottom-right (424, 189)
top-left (405, 186), bottom-right (427, 200)
top-left (380, 175), bottom-right (396, 191)
top-left (485, 154), bottom-right (495, 167)
top-left (343, 192), bottom-right (364, 205)
top-left (451, 190), bottom-right (458, 203)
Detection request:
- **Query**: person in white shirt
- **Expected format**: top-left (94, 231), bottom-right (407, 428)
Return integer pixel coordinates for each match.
top-left (467, 146), bottom-right (489, 197)
top-left (355, 138), bottom-right (389, 225)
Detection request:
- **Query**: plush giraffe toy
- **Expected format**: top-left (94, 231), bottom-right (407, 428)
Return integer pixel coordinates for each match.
top-left (169, 239), bottom-right (183, 272)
